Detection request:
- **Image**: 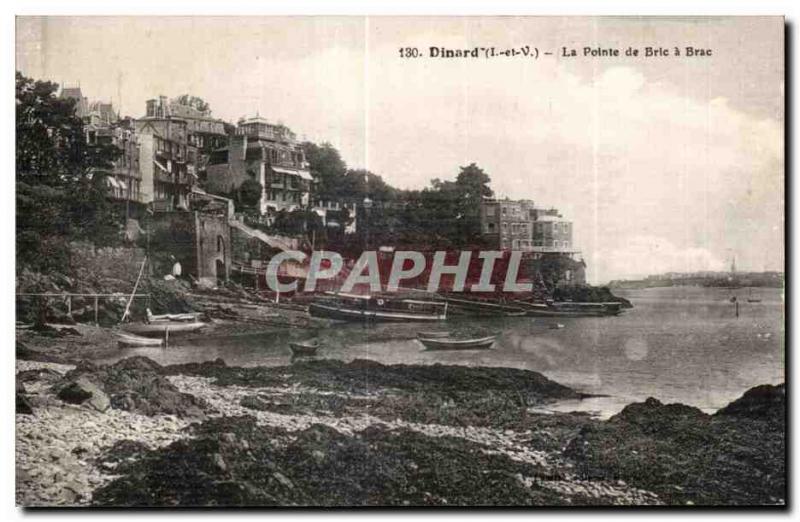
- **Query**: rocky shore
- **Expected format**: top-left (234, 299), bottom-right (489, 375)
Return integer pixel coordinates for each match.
top-left (15, 354), bottom-right (785, 507)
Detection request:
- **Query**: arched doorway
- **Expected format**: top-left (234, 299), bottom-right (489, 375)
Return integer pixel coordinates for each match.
top-left (215, 235), bottom-right (227, 285)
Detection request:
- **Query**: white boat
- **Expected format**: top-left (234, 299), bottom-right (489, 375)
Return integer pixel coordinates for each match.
top-left (116, 332), bottom-right (165, 347)
top-left (418, 335), bottom-right (496, 351)
top-left (122, 321), bottom-right (206, 337)
top-left (289, 339), bottom-right (321, 356)
top-left (147, 309), bottom-right (200, 322)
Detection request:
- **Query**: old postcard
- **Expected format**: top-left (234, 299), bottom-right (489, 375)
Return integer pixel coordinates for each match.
top-left (15, 16), bottom-right (784, 507)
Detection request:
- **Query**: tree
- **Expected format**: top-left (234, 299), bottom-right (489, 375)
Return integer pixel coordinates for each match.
top-left (16, 72), bottom-right (122, 270)
top-left (452, 163), bottom-right (493, 244)
top-left (238, 178), bottom-right (263, 208)
top-left (272, 208), bottom-right (324, 240)
top-left (301, 141), bottom-right (347, 199)
top-left (341, 169), bottom-right (397, 202)
top-left (174, 94), bottom-right (211, 114)
top-left (455, 163), bottom-right (494, 200)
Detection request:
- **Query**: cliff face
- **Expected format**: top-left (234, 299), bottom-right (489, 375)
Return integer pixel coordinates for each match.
top-left (522, 253), bottom-right (632, 306)
top-left (524, 253), bottom-right (587, 289)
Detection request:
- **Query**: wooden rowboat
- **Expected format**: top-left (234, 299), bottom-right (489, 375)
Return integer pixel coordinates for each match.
top-left (309, 299), bottom-right (446, 323)
top-left (417, 331), bottom-right (450, 339)
top-left (147, 311), bottom-right (200, 322)
top-left (418, 335), bottom-right (496, 351)
top-left (122, 321), bottom-right (206, 337)
top-left (512, 300), bottom-right (623, 317)
top-left (117, 332), bottom-right (164, 348)
top-left (289, 339), bottom-right (321, 356)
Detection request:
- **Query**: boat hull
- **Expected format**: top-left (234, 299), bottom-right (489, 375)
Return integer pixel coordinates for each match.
top-left (122, 321), bottom-right (206, 337)
top-left (440, 297), bottom-right (527, 317)
top-left (309, 302), bottom-right (446, 323)
top-left (417, 331), bottom-right (450, 339)
top-left (516, 302), bottom-right (623, 317)
top-left (116, 332), bottom-right (165, 347)
top-left (419, 335), bottom-right (496, 350)
top-left (289, 342), bottom-right (320, 356)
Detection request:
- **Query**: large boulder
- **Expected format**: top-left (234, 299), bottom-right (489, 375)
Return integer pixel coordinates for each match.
top-left (715, 383), bottom-right (785, 422)
top-left (17, 367), bottom-right (63, 384)
top-left (16, 381), bottom-right (33, 415)
top-left (57, 357), bottom-right (208, 418)
top-left (57, 377), bottom-right (111, 412)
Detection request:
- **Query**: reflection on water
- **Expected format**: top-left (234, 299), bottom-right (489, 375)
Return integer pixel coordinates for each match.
top-left (99, 286), bottom-right (784, 418)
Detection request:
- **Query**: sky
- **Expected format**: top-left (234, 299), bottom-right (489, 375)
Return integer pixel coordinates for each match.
top-left (16, 16), bottom-right (784, 283)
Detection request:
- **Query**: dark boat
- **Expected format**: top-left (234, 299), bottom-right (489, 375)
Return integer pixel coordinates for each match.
top-left (289, 339), bottom-right (321, 356)
top-left (418, 335), bottom-right (496, 351)
top-left (309, 293), bottom-right (447, 323)
top-left (513, 300), bottom-right (623, 317)
top-left (439, 296), bottom-right (528, 317)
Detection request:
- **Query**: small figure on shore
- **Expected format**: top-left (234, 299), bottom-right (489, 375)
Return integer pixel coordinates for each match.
top-left (171, 256), bottom-right (182, 278)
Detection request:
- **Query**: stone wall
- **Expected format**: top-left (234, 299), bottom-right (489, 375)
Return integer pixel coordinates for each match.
top-left (148, 211), bottom-right (231, 287)
top-left (195, 213), bottom-right (231, 287)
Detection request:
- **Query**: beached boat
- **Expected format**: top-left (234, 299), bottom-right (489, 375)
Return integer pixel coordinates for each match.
top-left (309, 293), bottom-right (447, 323)
top-left (289, 339), bottom-right (321, 356)
top-left (122, 321), bottom-right (206, 337)
top-left (417, 331), bottom-right (450, 339)
top-left (513, 300), bottom-right (623, 317)
top-left (147, 309), bottom-right (200, 322)
top-left (418, 335), bottom-right (496, 351)
top-left (116, 332), bottom-right (165, 348)
top-left (440, 296), bottom-right (528, 317)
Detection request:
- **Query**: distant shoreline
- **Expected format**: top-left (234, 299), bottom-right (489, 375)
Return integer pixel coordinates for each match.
top-left (608, 275), bottom-right (783, 290)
